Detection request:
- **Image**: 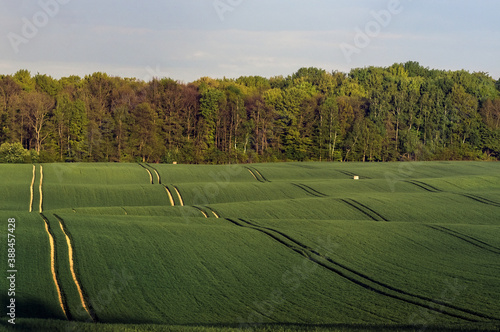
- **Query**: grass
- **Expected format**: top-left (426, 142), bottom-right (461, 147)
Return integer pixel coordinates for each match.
top-left (0, 161), bottom-right (499, 331)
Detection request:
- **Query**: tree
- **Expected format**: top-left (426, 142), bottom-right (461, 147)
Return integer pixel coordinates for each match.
top-left (54, 95), bottom-right (88, 161)
top-left (199, 88), bottom-right (224, 151)
top-left (480, 99), bottom-right (500, 130)
top-left (130, 102), bottom-right (161, 162)
top-left (448, 84), bottom-right (480, 146)
top-left (21, 91), bottom-right (54, 153)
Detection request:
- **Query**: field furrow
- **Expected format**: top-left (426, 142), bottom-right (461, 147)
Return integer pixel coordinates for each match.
top-left (39, 165), bottom-right (44, 213)
top-left (205, 206), bottom-right (220, 218)
top-left (41, 214), bottom-right (68, 320)
top-left (173, 185), bottom-right (184, 206)
top-left (406, 180), bottom-right (442, 193)
top-left (163, 185), bottom-right (175, 206)
top-left (341, 199), bottom-right (388, 221)
top-left (2, 161), bottom-right (499, 330)
top-left (139, 164), bottom-right (154, 184)
top-left (427, 225), bottom-right (500, 255)
top-left (459, 193), bottom-right (500, 207)
top-left (250, 166), bottom-right (270, 182)
top-left (147, 164), bottom-right (162, 184)
top-left (55, 215), bottom-right (95, 322)
top-left (29, 165), bottom-right (35, 212)
top-left (228, 218), bottom-right (496, 322)
top-left (193, 206), bottom-right (209, 218)
top-left (246, 167), bottom-right (261, 182)
top-left (292, 183), bottom-right (327, 197)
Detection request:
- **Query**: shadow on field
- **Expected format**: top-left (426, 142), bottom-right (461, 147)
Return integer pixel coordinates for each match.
top-left (1, 294), bottom-right (64, 323)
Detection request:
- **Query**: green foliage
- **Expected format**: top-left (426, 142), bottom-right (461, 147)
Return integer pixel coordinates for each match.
top-left (13, 69), bottom-right (35, 91)
top-left (0, 64), bottom-right (499, 163)
top-left (0, 142), bottom-right (31, 163)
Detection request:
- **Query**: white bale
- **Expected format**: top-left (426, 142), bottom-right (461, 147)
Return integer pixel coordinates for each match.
top-left (353, 176), bottom-right (359, 180)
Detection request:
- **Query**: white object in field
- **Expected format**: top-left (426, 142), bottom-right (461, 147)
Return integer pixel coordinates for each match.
top-left (173, 161), bottom-right (177, 165)
top-left (353, 176), bottom-right (359, 180)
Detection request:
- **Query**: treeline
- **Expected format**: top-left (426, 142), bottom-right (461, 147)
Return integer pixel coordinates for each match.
top-left (1, 62), bottom-right (500, 164)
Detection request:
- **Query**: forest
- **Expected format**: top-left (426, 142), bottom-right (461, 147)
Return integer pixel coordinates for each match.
top-left (1, 61), bottom-right (499, 164)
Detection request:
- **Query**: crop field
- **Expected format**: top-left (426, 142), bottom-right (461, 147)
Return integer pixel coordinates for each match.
top-left (0, 161), bottom-right (499, 332)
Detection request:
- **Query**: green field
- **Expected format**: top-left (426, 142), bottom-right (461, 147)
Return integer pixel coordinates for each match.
top-left (1, 162), bottom-right (499, 332)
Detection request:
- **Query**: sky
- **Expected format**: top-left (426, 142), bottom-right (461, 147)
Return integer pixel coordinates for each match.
top-left (0, 0), bottom-right (499, 82)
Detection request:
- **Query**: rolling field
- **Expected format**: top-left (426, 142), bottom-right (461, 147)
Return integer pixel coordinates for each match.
top-left (1, 161), bottom-right (499, 332)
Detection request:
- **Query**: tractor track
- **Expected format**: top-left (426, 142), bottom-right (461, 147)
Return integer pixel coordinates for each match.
top-left (40, 213), bottom-right (68, 320)
top-left (39, 165), bottom-right (44, 213)
top-left (29, 165), bottom-right (35, 212)
top-left (173, 185), bottom-right (184, 206)
top-left (405, 180), bottom-right (442, 193)
top-left (163, 185), bottom-right (175, 206)
top-left (458, 193), bottom-right (500, 208)
top-left (55, 214), bottom-right (95, 322)
top-left (138, 163), bottom-right (154, 184)
top-left (292, 183), bottom-right (327, 198)
top-left (205, 206), bottom-right (220, 218)
top-left (193, 206), bottom-right (209, 218)
top-left (246, 167), bottom-right (261, 182)
top-left (340, 199), bottom-right (388, 222)
top-left (426, 225), bottom-right (500, 255)
top-left (225, 218), bottom-right (498, 322)
top-left (147, 164), bottom-right (162, 184)
top-left (246, 166), bottom-right (270, 182)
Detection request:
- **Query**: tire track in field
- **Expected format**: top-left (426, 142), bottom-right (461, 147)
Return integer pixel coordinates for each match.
top-left (193, 206), bottom-right (209, 218)
top-left (246, 167), bottom-right (262, 182)
top-left (147, 164), bottom-right (162, 184)
top-left (205, 206), bottom-right (220, 218)
top-left (458, 193), bottom-right (500, 208)
top-left (173, 185), bottom-right (184, 206)
top-left (163, 185), bottom-right (175, 206)
top-left (29, 165), bottom-right (35, 212)
top-left (250, 166), bottom-right (270, 182)
top-left (40, 214), bottom-right (68, 320)
top-left (246, 166), bottom-right (270, 182)
top-left (138, 163), bottom-right (153, 184)
top-left (226, 218), bottom-right (497, 322)
top-left (292, 183), bottom-right (327, 198)
top-left (426, 225), bottom-right (500, 255)
top-left (39, 165), bottom-right (44, 213)
top-left (340, 199), bottom-right (388, 222)
top-left (405, 180), bottom-right (442, 193)
top-left (55, 215), bottom-right (95, 322)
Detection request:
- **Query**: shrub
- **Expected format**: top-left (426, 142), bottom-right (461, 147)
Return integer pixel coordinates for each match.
top-left (0, 142), bottom-right (30, 163)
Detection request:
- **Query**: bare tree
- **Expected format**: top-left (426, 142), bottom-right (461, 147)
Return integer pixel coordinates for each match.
top-left (21, 91), bottom-right (55, 153)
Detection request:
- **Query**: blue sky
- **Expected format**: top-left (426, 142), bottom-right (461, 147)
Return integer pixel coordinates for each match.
top-left (1, 0), bottom-right (499, 82)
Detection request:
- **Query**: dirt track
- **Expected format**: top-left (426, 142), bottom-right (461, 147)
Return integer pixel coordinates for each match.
top-left (174, 187), bottom-right (184, 206)
top-left (39, 165), bottom-right (43, 213)
top-left (164, 187), bottom-right (175, 206)
top-left (29, 165), bottom-right (35, 212)
top-left (43, 218), bottom-right (67, 319)
top-left (58, 220), bottom-right (94, 321)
